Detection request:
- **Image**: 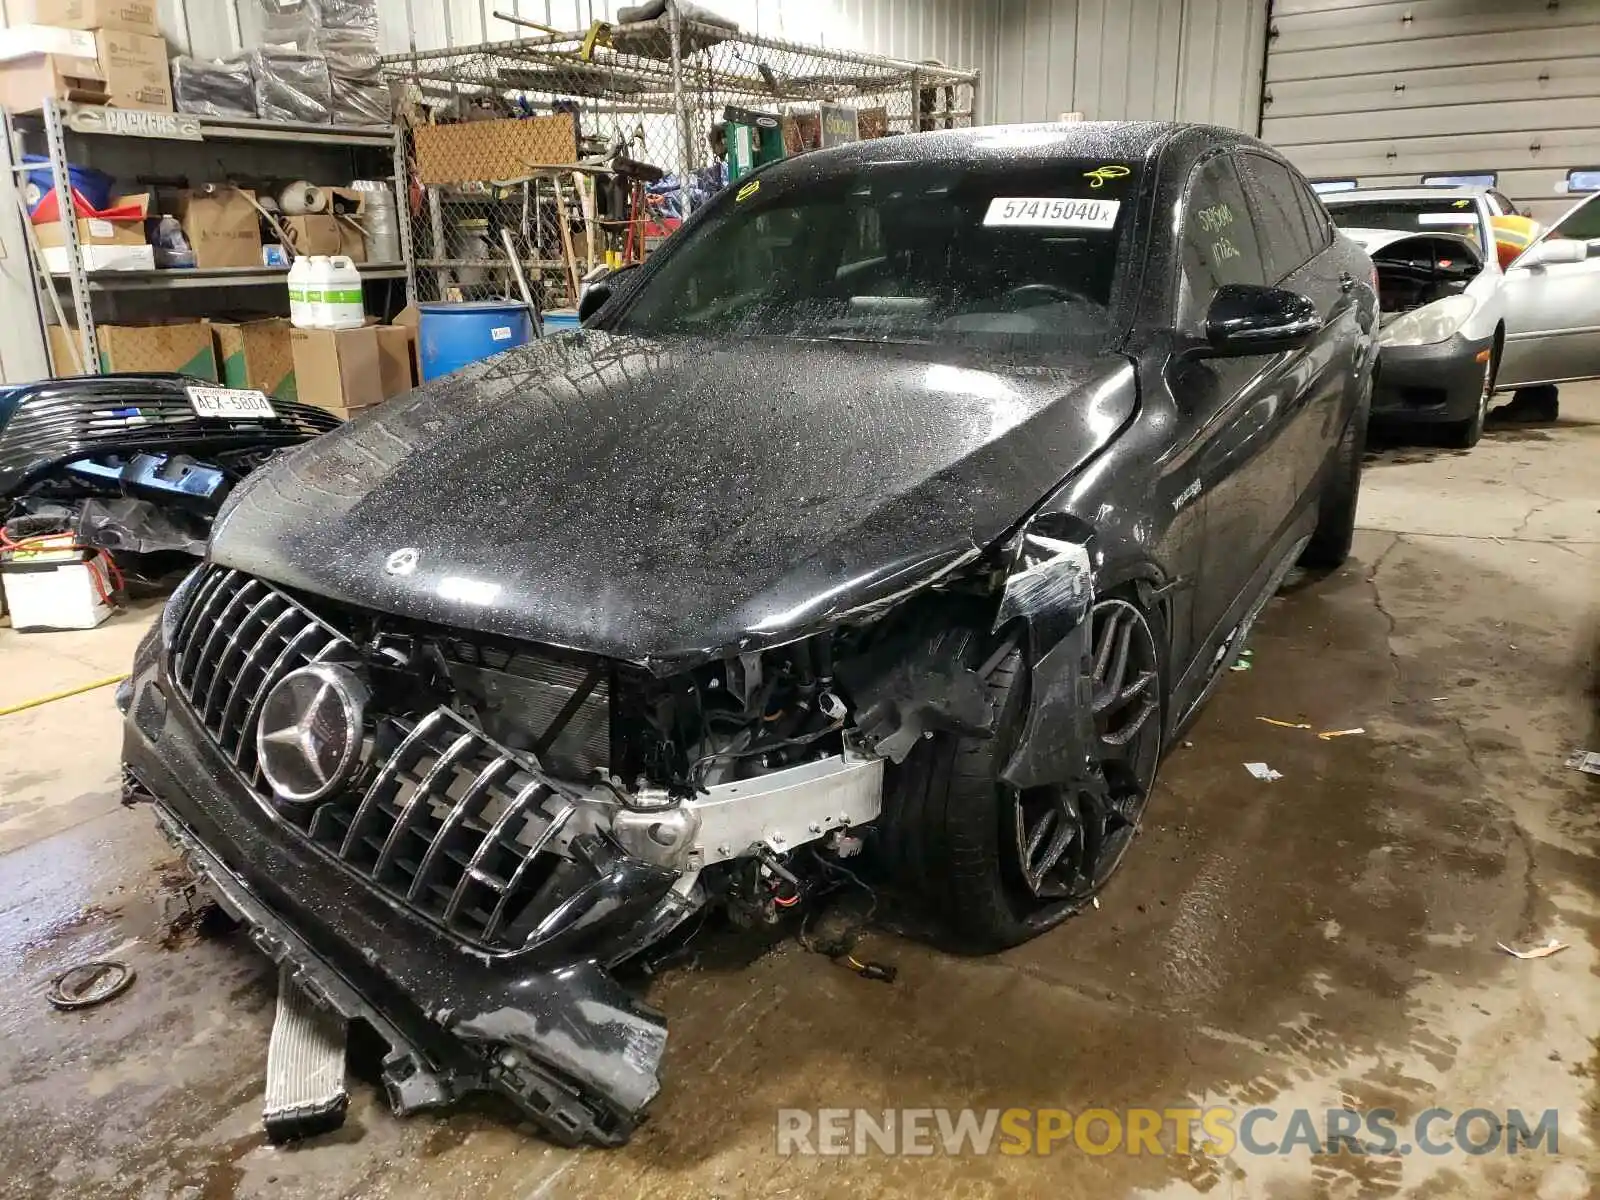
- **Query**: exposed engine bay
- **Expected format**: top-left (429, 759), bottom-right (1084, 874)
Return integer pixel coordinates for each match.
top-left (217, 576), bottom-right (1032, 947)
top-left (0, 375), bottom-right (338, 582)
top-left (1367, 232), bottom-right (1482, 326)
top-left (123, 533), bottom-right (1100, 1145)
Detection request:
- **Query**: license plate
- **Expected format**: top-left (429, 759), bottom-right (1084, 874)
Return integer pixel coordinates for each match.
top-left (186, 386), bottom-right (276, 420)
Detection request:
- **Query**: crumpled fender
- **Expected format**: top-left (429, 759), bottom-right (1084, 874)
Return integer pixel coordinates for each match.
top-left (992, 515), bottom-right (1101, 793)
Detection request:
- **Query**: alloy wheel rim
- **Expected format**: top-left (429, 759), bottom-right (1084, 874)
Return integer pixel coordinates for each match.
top-left (1012, 599), bottom-right (1162, 902)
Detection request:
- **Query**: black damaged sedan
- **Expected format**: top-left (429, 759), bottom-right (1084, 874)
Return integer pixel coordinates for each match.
top-left (121, 121), bottom-right (1378, 1145)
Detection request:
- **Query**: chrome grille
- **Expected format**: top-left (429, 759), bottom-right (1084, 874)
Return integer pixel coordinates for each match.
top-left (169, 566), bottom-right (351, 787)
top-left (167, 565), bottom-right (579, 949)
top-left (312, 708), bottom-right (573, 945)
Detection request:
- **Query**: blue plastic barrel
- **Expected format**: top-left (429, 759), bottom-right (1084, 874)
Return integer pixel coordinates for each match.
top-left (419, 301), bottom-right (533, 381)
top-left (541, 309), bottom-right (580, 334)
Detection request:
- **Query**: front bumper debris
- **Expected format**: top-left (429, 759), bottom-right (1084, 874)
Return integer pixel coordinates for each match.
top-left (263, 962), bottom-right (350, 1144)
top-left (124, 643), bottom-right (669, 1147)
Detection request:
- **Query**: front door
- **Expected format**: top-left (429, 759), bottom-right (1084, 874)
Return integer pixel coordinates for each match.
top-left (1498, 192), bottom-right (1600, 389)
top-left (1163, 152), bottom-right (1308, 653)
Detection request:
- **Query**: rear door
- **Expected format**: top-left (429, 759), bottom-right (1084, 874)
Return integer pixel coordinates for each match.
top-left (1498, 192), bottom-right (1600, 388)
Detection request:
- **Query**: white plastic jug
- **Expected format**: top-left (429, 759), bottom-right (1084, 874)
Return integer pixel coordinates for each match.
top-left (302, 255), bottom-right (333, 328)
top-left (322, 255), bottom-right (365, 330)
top-left (287, 255), bottom-right (315, 328)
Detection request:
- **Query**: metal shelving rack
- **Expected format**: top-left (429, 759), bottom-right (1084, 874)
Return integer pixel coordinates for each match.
top-left (5, 99), bottom-right (417, 373)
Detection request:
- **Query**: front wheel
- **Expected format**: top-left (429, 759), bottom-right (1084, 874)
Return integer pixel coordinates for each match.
top-left (880, 595), bottom-right (1166, 951)
top-left (1442, 342), bottom-right (1495, 449)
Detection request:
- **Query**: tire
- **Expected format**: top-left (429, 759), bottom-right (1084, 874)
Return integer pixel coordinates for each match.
top-left (879, 595), bottom-right (1167, 951)
top-left (1300, 389), bottom-right (1368, 570)
top-left (1442, 338), bottom-right (1496, 449)
top-left (1497, 384), bottom-right (1559, 423)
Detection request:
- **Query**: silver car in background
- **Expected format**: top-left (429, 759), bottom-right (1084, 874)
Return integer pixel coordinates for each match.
top-left (1327, 185), bottom-right (1599, 437)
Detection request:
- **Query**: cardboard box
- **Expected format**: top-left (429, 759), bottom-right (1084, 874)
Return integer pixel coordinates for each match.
top-left (282, 213), bottom-right (368, 263)
top-left (95, 30), bottom-right (170, 111)
top-left (392, 305), bottom-right (422, 385)
top-left (42, 242), bottom-right (153, 271)
top-left (375, 326), bottom-right (414, 398)
top-left (48, 320), bottom-right (217, 378)
top-left (337, 216), bottom-right (366, 264)
top-left (7, 0), bottom-right (160, 36)
top-left (0, 23), bottom-right (98, 61)
top-left (176, 188), bottom-right (261, 270)
top-left (282, 214), bottom-right (340, 257)
top-left (35, 191), bottom-right (149, 250)
top-left (291, 326), bottom-right (383, 413)
top-left (213, 318), bottom-right (296, 401)
top-left (0, 44), bottom-right (104, 113)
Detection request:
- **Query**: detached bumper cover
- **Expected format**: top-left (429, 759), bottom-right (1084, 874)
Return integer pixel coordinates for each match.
top-left (121, 636), bottom-right (668, 1147)
top-left (1372, 332), bottom-right (1492, 423)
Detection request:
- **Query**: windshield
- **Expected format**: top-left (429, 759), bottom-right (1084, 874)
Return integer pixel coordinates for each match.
top-left (1325, 196), bottom-right (1486, 252)
top-left (610, 157), bottom-right (1137, 347)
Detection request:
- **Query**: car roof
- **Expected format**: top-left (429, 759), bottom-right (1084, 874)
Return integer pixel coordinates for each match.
top-left (1324, 185), bottom-right (1490, 203)
top-left (756, 119), bottom-right (1263, 176)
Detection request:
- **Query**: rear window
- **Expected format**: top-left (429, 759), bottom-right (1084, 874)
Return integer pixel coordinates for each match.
top-left (1326, 197), bottom-right (1485, 252)
top-left (611, 158), bottom-right (1140, 348)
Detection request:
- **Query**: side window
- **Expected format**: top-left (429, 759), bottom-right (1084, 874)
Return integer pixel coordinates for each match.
top-left (1291, 172), bottom-right (1333, 252)
top-left (1179, 155), bottom-right (1268, 325)
top-left (1489, 190), bottom-right (1516, 216)
top-left (1550, 193), bottom-right (1600, 244)
top-left (1238, 153), bottom-right (1318, 282)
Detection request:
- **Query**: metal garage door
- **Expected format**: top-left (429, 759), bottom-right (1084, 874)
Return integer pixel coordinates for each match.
top-left (1261, 0), bottom-right (1600, 223)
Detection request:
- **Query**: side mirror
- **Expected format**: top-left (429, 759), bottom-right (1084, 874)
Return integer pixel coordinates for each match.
top-left (577, 263), bottom-right (642, 323)
top-left (1198, 283), bottom-right (1321, 357)
top-left (1518, 238), bottom-right (1588, 268)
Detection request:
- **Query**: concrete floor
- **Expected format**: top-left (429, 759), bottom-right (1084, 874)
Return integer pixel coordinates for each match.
top-left (2, 387), bottom-right (1597, 1200)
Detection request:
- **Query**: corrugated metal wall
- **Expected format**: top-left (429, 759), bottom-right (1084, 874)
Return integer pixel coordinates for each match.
top-left (390, 0), bottom-right (997, 66)
top-left (1262, 0), bottom-right (1600, 222)
top-left (987, 0), bottom-right (1269, 130)
top-left (197, 1), bottom-right (997, 73)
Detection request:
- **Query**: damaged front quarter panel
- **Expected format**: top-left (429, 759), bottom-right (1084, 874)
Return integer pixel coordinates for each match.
top-left (993, 523), bottom-right (1102, 794)
top-left (831, 519), bottom-right (1103, 795)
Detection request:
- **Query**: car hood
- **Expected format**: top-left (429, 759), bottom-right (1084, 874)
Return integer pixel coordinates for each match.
top-left (210, 331), bottom-right (1134, 666)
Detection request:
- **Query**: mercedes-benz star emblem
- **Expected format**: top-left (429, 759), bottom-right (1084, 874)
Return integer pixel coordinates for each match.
top-left (256, 663), bottom-right (370, 803)
top-left (385, 547), bottom-right (419, 576)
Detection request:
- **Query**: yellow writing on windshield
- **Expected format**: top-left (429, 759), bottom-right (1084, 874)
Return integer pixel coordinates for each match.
top-left (1084, 165), bottom-right (1131, 188)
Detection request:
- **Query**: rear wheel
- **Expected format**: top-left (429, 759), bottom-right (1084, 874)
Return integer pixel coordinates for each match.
top-left (1300, 386), bottom-right (1369, 569)
top-left (881, 594), bottom-right (1166, 951)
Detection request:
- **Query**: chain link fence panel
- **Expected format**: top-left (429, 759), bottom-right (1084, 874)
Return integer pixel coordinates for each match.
top-left (384, 13), bottom-right (977, 311)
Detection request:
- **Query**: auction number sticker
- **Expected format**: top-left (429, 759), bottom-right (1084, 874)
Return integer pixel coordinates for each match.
top-left (186, 386), bottom-right (277, 420)
top-left (984, 197), bottom-right (1120, 229)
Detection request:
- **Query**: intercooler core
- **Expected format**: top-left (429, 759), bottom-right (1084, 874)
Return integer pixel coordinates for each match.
top-left (442, 642), bottom-right (611, 776)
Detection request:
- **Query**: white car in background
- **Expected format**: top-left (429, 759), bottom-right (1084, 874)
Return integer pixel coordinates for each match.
top-left (1324, 185), bottom-right (1596, 445)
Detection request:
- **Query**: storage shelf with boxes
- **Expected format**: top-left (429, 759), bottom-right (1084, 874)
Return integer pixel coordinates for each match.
top-left (3, 0), bottom-right (415, 408)
top-left (6, 91), bottom-right (415, 385)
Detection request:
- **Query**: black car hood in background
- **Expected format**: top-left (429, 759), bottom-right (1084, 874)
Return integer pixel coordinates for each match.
top-left (210, 331), bottom-right (1134, 666)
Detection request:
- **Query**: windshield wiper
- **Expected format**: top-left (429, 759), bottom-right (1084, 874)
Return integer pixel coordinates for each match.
top-left (824, 331), bottom-right (934, 346)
